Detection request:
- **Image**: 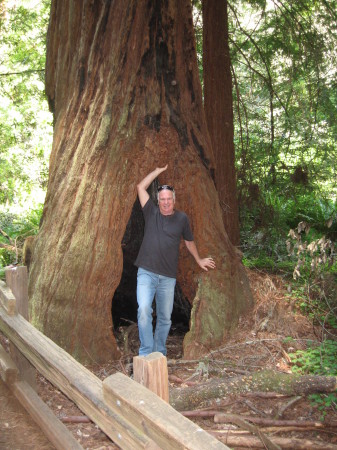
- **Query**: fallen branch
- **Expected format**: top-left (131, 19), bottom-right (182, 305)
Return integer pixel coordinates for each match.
top-left (60, 415), bottom-right (91, 423)
top-left (217, 414), bottom-right (281, 450)
top-left (182, 410), bottom-right (220, 418)
top-left (241, 391), bottom-right (291, 399)
top-left (276, 395), bottom-right (302, 418)
top-left (214, 413), bottom-right (337, 429)
top-left (169, 374), bottom-right (198, 386)
top-left (170, 370), bottom-right (337, 410)
top-left (209, 432), bottom-right (337, 450)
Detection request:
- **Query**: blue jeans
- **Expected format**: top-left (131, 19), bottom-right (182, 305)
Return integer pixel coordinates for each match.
top-left (137, 267), bottom-right (176, 356)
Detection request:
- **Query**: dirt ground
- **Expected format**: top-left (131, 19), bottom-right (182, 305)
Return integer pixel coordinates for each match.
top-left (1, 269), bottom-right (337, 449)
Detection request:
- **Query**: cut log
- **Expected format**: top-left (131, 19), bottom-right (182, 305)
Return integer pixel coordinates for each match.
top-left (170, 370), bottom-right (337, 411)
top-left (133, 352), bottom-right (169, 402)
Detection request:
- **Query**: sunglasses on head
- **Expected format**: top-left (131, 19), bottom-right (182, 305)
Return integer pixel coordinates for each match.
top-left (158, 185), bottom-right (174, 192)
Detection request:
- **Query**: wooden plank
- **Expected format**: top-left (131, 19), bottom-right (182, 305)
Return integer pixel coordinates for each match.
top-left (133, 352), bottom-right (169, 402)
top-left (5, 266), bottom-right (29, 319)
top-left (0, 342), bottom-right (18, 384)
top-left (1, 342), bottom-right (82, 449)
top-left (5, 266), bottom-right (37, 390)
top-left (11, 380), bottom-right (84, 450)
top-left (0, 306), bottom-right (159, 450)
top-left (0, 280), bottom-right (16, 315)
top-left (103, 372), bottom-right (229, 450)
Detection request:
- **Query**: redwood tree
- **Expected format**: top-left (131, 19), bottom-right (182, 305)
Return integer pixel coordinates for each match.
top-left (29, 0), bottom-right (253, 364)
top-left (203, 0), bottom-right (240, 246)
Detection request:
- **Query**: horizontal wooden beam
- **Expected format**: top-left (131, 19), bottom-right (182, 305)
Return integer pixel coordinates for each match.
top-left (0, 304), bottom-right (229, 449)
top-left (103, 372), bottom-right (227, 450)
top-left (12, 380), bottom-right (84, 450)
top-left (0, 306), bottom-right (160, 450)
top-left (1, 341), bottom-right (83, 449)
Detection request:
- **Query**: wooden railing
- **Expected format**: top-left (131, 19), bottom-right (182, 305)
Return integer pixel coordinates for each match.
top-left (0, 266), bottom-right (229, 450)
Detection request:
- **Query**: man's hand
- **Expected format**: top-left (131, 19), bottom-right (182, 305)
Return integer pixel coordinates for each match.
top-left (137, 165), bottom-right (168, 207)
top-left (184, 240), bottom-right (216, 271)
top-left (198, 257), bottom-right (216, 271)
top-left (156, 165), bottom-right (168, 174)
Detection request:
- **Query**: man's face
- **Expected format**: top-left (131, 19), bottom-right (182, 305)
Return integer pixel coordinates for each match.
top-left (158, 189), bottom-right (175, 215)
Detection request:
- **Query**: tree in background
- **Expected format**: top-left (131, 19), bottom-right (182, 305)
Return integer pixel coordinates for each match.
top-left (29, 0), bottom-right (253, 364)
top-left (203, 0), bottom-right (240, 246)
top-left (192, 0), bottom-right (336, 245)
top-left (229, 1), bottom-right (337, 216)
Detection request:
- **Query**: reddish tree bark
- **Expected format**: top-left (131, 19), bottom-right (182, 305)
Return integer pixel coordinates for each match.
top-left (203, 0), bottom-right (240, 246)
top-left (29, 0), bottom-right (253, 363)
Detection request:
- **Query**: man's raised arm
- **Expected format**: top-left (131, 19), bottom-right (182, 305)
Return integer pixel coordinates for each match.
top-left (137, 165), bottom-right (168, 207)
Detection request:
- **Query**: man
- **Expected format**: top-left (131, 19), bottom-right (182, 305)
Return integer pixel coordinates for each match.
top-left (135, 165), bottom-right (215, 356)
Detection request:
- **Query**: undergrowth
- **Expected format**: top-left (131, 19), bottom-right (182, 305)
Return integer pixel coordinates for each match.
top-left (241, 192), bottom-right (337, 418)
top-left (0, 205), bottom-right (42, 279)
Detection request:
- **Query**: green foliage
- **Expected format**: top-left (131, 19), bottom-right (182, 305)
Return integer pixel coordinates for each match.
top-left (0, 0), bottom-right (52, 207)
top-left (0, 204), bottom-right (42, 277)
top-left (308, 393), bottom-right (337, 419)
top-left (289, 340), bottom-right (337, 417)
top-left (287, 220), bottom-right (335, 279)
top-left (289, 340), bottom-right (337, 376)
top-left (240, 189), bottom-right (336, 271)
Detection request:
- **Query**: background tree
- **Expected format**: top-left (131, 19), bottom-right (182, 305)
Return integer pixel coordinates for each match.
top-left (28, 0), bottom-right (253, 364)
top-left (203, 0), bottom-right (240, 246)
top-left (228, 0), bottom-right (337, 247)
top-left (0, 0), bottom-right (52, 206)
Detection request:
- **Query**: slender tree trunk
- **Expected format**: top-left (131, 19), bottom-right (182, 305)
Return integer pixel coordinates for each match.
top-left (203, 0), bottom-right (240, 246)
top-left (29, 0), bottom-right (253, 364)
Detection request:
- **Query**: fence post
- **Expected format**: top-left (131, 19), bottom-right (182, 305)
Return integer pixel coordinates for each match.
top-left (5, 266), bottom-right (37, 390)
top-left (133, 352), bottom-right (169, 402)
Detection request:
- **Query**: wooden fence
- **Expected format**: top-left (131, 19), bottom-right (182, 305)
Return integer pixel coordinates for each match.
top-left (0, 266), bottom-right (229, 450)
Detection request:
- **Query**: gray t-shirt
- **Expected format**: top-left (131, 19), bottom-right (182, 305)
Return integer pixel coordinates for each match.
top-left (135, 198), bottom-right (194, 278)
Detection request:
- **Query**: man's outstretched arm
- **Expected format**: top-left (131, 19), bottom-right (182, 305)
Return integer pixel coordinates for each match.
top-left (184, 240), bottom-right (216, 271)
top-left (137, 165), bottom-right (168, 207)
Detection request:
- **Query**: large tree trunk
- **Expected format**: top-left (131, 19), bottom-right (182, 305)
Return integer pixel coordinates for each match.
top-left (203, 0), bottom-right (240, 246)
top-left (29, 0), bottom-right (253, 364)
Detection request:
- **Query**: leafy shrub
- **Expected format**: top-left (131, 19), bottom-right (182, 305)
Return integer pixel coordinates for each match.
top-left (289, 340), bottom-right (337, 418)
top-left (240, 191), bottom-right (337, 273)
top-left (289, 340), bottom-right (337, 376)
top-left (0, 205), bottom-right (42, 277)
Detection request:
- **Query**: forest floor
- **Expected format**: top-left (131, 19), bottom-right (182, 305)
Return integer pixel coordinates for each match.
top-left (1, 269), bottom-right (337, 449)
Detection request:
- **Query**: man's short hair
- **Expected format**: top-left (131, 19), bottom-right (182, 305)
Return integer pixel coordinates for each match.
top-left (157, 185), bottom-right (175, 202)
